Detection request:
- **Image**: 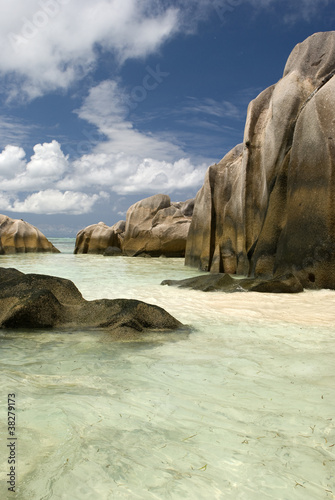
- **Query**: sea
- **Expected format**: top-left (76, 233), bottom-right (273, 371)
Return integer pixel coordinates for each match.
top-left (0, 238), bottom-right (334, 500)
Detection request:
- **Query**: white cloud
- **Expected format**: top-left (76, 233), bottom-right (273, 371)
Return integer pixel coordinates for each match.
top-left (26, 140), bottom-right (68, 178)
top-left (182, 97), bottom-right (241, 120)
top-left (0, 130), bottom-right (208, 214)
top-left (1, 140), bottom-right (69, 191)
top-left (111, 157), bottom-right (208, 194)
top-left (0, 0), bottom-right (179, 100)
top-left (58, 79), bottom-right (209, 195)
top-left (0, 76), bottom-right (210, 214)
top-left (57, 152), bottom-right (208, 195)
top-left (0, 145), bottom-right (26, 179)
top-left (0, 189), bottom-right (106, 215)
top-left (75, 78), bottom-right (183, 161)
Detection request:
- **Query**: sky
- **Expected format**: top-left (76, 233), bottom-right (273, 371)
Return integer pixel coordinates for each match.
top-left (0, 0), bottom-right (334, 236)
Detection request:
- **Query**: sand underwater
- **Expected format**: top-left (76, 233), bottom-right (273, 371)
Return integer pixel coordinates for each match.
top-left (0, 238), bottom-right (334, 499)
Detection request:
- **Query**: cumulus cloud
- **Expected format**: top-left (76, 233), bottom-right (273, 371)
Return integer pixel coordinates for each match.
top-left (0, 0), bottom-right (179, 100)
top-left (1, 140), bottom-right (69, 191)
top-left (0, 136), bottom-right (208, 214)
top-left (111, 157), bottom-right (208, 194)
top-left (0, 73), bottom-right (211, 215)
top-left (57, 152), bottom-right (208, 195)
top-left (0, 189), bottom-right (107, 215)
top-left (0, 145), bottom-right (26, 179)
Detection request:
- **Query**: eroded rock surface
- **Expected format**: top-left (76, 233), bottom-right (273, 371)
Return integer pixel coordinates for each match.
top-left (0, 215), bottom-right (59, 254)
top-left (0, 267), bottom-right (183, 336)
top-left (122, 194), bottom-right (194, 257)
top-left (185, 31), bottom-right (335, 289)
top-left (74, 221), bottom-right (125, 254)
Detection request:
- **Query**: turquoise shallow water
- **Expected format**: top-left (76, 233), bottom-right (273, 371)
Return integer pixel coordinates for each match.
top-left (0, 239), bottom-right (334, 499)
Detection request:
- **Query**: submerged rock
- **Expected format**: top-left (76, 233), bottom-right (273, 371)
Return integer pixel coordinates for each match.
top-left (162, 272), bottom-right (303, 293)
top-left (185, 31), bottom-right (335, 289)
top-left (103, 246), bottom-right (123, 256)
top-left (0, 215), bottom-right (60, 254)
top-left (0, 267), bottom-right (183, 336)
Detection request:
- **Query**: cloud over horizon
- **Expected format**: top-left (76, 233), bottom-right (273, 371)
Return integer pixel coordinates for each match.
top-left (0, 136), bottom-right (208, 214)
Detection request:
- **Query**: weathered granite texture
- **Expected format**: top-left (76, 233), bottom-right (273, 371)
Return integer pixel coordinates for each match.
top-left (0, 267), bottom-right (183, 336)
top-left (75, 194), bottom-right (194, 257)
top-left (74, 220), bottom-right (125, 254)
top-left (122, 194), bottom-right (194, 257)
top-left (0, 215), bottom-right (59, 254)
top-left (185, 31), bottom-right (335, 289)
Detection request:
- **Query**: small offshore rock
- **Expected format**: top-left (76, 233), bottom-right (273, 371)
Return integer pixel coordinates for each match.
top-left (161, 272), bottom-right (303, 293)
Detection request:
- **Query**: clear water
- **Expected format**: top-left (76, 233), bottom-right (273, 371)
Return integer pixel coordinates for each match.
top-left (0, 239), bottom-right (334, 500)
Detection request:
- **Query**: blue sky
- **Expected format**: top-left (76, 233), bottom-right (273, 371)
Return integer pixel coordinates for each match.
top-left (0, 0), bottom-right (334, 236)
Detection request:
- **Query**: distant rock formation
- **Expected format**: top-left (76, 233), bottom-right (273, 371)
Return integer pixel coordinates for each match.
top-left (0, 215), bottom-right (60, 254)
top-left (122, 194), bottom-right (194, 257)
top-left (75, 194), bottom-right (194, 257)
top-left (185, 31), bottom-right (335, 289)
top-left (0, 267), bottom-right (183, 336)
top-left (74, 220), bottom-right (125, 254)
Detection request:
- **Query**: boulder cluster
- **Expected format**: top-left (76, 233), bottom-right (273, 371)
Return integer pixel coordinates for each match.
top-left (75, 194), bottom-right (194, 258)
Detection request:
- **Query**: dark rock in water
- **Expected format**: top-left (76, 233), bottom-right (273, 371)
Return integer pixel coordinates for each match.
top-left (161, 272), bottom-right (303, 293)
top-left (0, 267), bottom-right (183, 335)
top-left (247, 273), bottom-right (303, 293)
top-left (103, 246), bottom-right (123, 256)
top-left (162, 273), bottom-right (242, 292)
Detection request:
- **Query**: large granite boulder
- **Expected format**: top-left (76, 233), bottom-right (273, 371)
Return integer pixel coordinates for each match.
top-left (185, 31), bottom-right (335, 289)
top-left (0, 215), bottom-right (59, 254)
top-left (0, 267), bottom-right (183, 336)
top-left (121, 194), bottom-right (194, 257)
top-left (74, 220), bottom-right (125, 254)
